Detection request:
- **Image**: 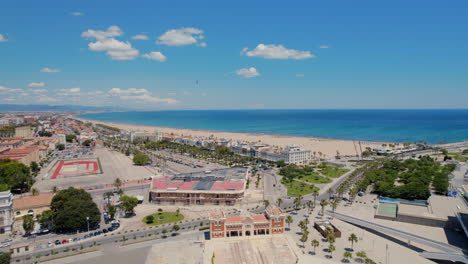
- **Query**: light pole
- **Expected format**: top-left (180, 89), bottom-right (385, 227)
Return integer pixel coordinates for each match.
top-left (86, 217), bottom-right (90, 233)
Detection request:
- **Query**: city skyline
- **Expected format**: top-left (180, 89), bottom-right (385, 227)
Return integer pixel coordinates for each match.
top-left (1, 0), bottom-right (467, 109)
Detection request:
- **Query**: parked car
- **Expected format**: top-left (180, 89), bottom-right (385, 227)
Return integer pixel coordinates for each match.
top-left (54, 240), bottom-right (61, 245)
top-left (61, 239), bottom-right (69, 244)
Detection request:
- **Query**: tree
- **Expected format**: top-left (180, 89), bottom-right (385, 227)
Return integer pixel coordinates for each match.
top-left (343, 251), bottom-right (353, 262)
top-left (327, 188), bottom-right (334, 200)
top-left (300, 232), bottom-right (308, 248)
top-left (320, 199), bottom-right (328, 215)
top-left (263, 200), bottom-right (270, 207)
top-left (0, 158), bottom-right (32, 192)
top-left (276, 198), bottom-right (283, 207)
top-left (176, 208), bottom-right (180, 216)
top-left (56, 144), bottom-right (65, 151)
top-left (172, 224), bottom-right (180, 232)
top-left (30, 161), bottom-right (40, 174)
top-left (276, 160), bottom-right (286, 168)
top-left (37, 209), bottom-right (53, 229)
top-left (285, 215), bottom-right (293, 229)
top-left (311, 239), bottom-right (320, 254)
top-left (294, 195), bottom-right (303, 210)
top-left (107, 204), bottom-right (117, 220)
top-left (348, 233), bottom-right (358, 250)
top-left (38, 130), bottom-right (52, 137)
top-left (356, 251), bottom-right (367, 262)
top-left (82, 139), bottom-right (92, 147)
top-left (0, 252), bottom-right (11, 264)
top-left (103, 191), bottom-right (114, 199)
top-left (51, 187), bottom-right (100, 233)
top-left (146, 215), bottom-right (154, 224)
top-left (328, 244), bottom-right (336, 258)
top-left (65, 134), bottom-right (76, 143)
top-left (114, 178), bottom-right (122, 189)
top-left (22, 214), bottom-right (35, 235)
top-left (327, 234), bottom-right (336, 244)
top-left (31, 188), bottom-right (39, 196)
top-left (330, 198), bottom-right (338, 218)
top-left (133, 152), bottom-right (151, 165)
top-left (298, 220), bottom-right (306, 232)
top-left (120, 195), bottom-right (138, 215)
top-left (312, 189), bottom-right (319, 208)
top-left (306, 200), bottom-right (314, 213)
top-left (52, 186), bottom-right (58, 193)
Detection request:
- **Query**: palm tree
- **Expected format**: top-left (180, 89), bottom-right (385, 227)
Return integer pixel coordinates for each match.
top-left (103, 191), bottom-right (114, 200)
top-left (298, 220), bottom-right (306, 232)
top-left (114, 178), bottom-right (122, 189)
top-left (52, 186), bottom-right (58, 193)
top-left (31, 188), bottom-right (39, 196)
top-left (276, 198), bottom-right (283, 207)
top-left (300, 232), bottom-right (308, 248)
top-left (328, 244), bottom-right (336, 258)
top-left (263, 200), bottom-right (270, 207)
top-left (348, 233), bottom-right (358, 250)
top-left (311, 239), bottom-right (319, 254)
top-left (327, 234), bottom-right (335, 244)
top-left (306, 200), bottom-right (314, 213)
top-left (330, 198), bottom-right (338, 218)
top-left (294, 195), bottom-right (303, 210)
top-left (285, 215), bottom-right (293, 229)
top-left (319, 199), bottom-right (328, 216)
top-left (343, 251), bottom-right (353, 263)
top-left (117, 189), bottom-right (124, 196)
top-left (312, 190), bottom-right (319, 208)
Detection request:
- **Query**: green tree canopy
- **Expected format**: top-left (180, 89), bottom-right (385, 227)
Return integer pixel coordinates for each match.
top-left (133, 152), bottom-right (151, 165)
top-left (65, 134), bottom-right (76, 143)
top-left (120, 195), bottom-right (139, 215)
top-left (0, 158), bottom-right (32, 192)
top-left (22, 214), bottom-right (35, 235)
top-left (50, 187), bottom-right (100, 233)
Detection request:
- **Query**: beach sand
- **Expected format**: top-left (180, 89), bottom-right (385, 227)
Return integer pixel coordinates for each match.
top-left (73, 116), bottom-right (392, 158)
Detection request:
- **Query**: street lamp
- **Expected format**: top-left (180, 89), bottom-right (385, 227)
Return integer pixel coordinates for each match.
top-left (86, 217), bottom-right (90, 233)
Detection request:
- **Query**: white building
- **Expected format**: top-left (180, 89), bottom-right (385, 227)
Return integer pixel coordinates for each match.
top-left (283, 144), bottom-right (311, 164)
top-left (0, 191), bottom-right (14, 234)
top-left (130, 131), bottom-right (161, 142)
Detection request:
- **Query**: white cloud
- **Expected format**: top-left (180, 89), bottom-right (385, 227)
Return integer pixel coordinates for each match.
top-left (71, 12), bottom-right (84, 16)
top-left (0, 34), bottom-right (8, 42)
top-left (108, 88), bottom-right (149, 96)
top-left (28, 82), bottom-right (45, 88)
top-left (240, 47), bottom-right (248, 55)
top-left (157, 27), bottom-right (205, 46)
top-left (0, 86), bottom-right (22, 93)
top-left (82, 25), bottom-right (123, 41)
top-left (30, 89), bottom-right (47, 93)
top-left (141, 51), bottom-right (167, 62)
top-left (296, 74), bottom-right (305, 77)
top-left (243, 44), bottom-right (315, 60)
top-left (319, 45), bottom-right (329, 49)
top-left (40, 67), bottom-right (61, 73)
top-left (235, 67), bottom-right (260, 78)
top-left (88, 38), bottom-right (139, 60)
top-left (58, 87), bottom-right (81, 95)
top-left (36, 95), bottom-right (58, 103)
top-left (108, 88), bottom-right (178, 104)
top-left (132, 34), bottom-right (149, 40)
top-left (199, 42), bottom-right (207, 47)
top-left (120, 94), bottom-right (179, 104)
top-left (3, 98), bottom-right (15, 102)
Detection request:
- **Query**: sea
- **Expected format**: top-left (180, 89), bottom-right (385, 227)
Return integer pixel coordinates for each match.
top-left (77, 109), bottom-right (468, 144)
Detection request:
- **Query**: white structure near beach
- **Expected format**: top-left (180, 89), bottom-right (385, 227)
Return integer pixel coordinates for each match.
top-left (0, 191), bottom-right (14, 234)
top-left (257, 144), bottom-right (311, 165)
top-left (130, 131), bottom-right (161, 142)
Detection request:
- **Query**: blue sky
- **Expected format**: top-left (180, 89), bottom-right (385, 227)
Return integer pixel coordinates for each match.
top-left (0, 0), bottom-right (467, 109)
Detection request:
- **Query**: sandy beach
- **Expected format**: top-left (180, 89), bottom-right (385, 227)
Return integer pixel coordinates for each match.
top-left (73, 116), bottom-right (392, 158)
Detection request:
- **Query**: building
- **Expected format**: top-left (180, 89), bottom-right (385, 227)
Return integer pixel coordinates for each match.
top-left (15, 126), bottom-right (33, 138)
top-left (256, 144), bottom-right (311, 165)
top-left (13, 192), bottom-right (54, 219)
top-left (130, 131), bottom-right (161, 143)
top-left (209, 206), bottom-right (286, 239)
top-left (150, 167), bottom-right (248, 206)
top-left (0, 191), bottom-right (14, 234)
top-left (0, 145), bottom-right (45, 165)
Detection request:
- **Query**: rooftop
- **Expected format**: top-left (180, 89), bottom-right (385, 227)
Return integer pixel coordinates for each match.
top-left (13, 192), bottom-right (54, 210)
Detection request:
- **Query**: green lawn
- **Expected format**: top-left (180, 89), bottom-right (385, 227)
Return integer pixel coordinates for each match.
top-left (282, 179), bottom-right (320, 197)
top-left (299, 172), bottom-right (332, 184)
top-left (452, 155), bottom-right (468, 162)
top-left (142, 212), bottom-right (184, 226)
top-left (320, 167), bottom-right (350, 178)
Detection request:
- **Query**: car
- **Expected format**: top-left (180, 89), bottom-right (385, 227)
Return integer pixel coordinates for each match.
top-left (3, 239), bottom-right (12, 243)
top-left (54, 240), bottom-right (61, 245)
top-left (0, 243), bottom-right (9, 248)
top-left (107, 227), bottom-right (113, 232)
top-left (61, 239), bottom-right (68, 244)
top-left (102, 229), bottom-right (108, 233)
top-left (46, 242), bottom-right (54, 248)
top-left (68, 238), bottom-right (74, 243)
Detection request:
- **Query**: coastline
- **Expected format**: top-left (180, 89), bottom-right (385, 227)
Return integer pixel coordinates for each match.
top-left (72, 115), bottom-right (393, 158)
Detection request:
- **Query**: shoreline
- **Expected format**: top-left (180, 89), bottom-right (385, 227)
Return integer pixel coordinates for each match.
top-left (72, 115), bottom-right (395, 158)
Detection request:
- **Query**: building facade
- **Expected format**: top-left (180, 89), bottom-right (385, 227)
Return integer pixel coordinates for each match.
top-left (15, 126), bottom-right (33, 138)
top-left (209, 206), bottom-right (286, 239)
top-left (0, 191), bottom-right (14, 234)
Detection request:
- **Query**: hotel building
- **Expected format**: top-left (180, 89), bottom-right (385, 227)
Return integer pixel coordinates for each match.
top-left (209, 206), bottom-right (286, 239)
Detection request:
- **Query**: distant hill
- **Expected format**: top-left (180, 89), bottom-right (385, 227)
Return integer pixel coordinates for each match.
top-left (0, 104), bottom-right (131, 112)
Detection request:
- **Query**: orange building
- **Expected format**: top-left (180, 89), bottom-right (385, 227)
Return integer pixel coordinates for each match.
top-left (209, 206), bottom-right (285, 239)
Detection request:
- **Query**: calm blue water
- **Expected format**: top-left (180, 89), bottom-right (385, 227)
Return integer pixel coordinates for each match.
top-left (379, 197), bottom-right (428, 205)
top-left (77, 110), bottom-right (468, 143)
